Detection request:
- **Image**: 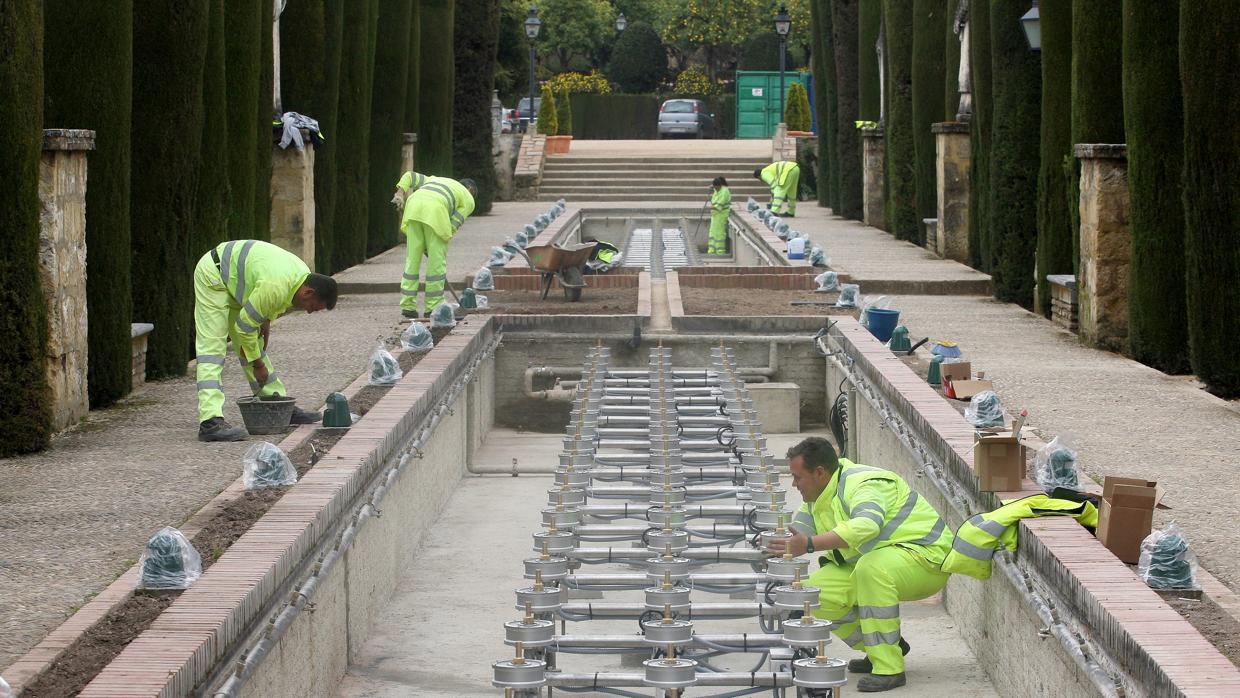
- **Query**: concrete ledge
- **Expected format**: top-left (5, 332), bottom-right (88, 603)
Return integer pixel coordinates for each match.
top-left (1074, 143), bottom-right (1128, 160)
top-left (42, 128), bottom-right (96, 151)
top-left (665, 271), bottom-right (684, 319)
top-left (845, 278), bottom-right (993, 296)
top-left (671, 314), bottom-right (827, 334)
top-left (637, 271), bottom-right (652, 323)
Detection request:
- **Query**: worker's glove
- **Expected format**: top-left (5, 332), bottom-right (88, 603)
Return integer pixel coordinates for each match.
top-left (391, 188), bottom-right (407, 210)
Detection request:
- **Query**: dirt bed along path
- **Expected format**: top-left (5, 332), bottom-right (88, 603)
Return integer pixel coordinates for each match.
top-left (476, 287), bottom-right (638, 315)
top-left (681, 287), bottom-right (860, 317)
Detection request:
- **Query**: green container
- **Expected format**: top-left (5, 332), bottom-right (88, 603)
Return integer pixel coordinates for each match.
top-left (888, 326), bottom-right (911, 352)
top-left (460, 287), bottom-right (477, 309)
top-left (927, 355), bottom-right (944, 387)
top-left (323, 392), bottom-right (351, 427)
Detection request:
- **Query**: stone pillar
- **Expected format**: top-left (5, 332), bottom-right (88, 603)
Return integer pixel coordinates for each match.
top-left (1075, 144), bottom-right (1130, 350)
top-left (38, 129), bottom-right (94, 432)
top-left (932, 122), bottom-right (971, 263)
top-left (269, 130), bottom-right (315, 267)
top-left (861, 127), bottom-right (886, 230)
top-left (402, 132), bottom-right (417, 174)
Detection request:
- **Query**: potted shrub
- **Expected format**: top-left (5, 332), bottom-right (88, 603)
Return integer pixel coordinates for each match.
top-left (537, 85), bottom-right (566, 154)
top-left (550, 86), bottom-right (573, 153)
top-left (785, 82), bottom-right (813, 136)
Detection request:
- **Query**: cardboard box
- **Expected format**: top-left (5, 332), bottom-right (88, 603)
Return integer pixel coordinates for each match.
top-left (1096, 477), bottom-right (1162, 563)
top-left (941, 361), bottom-right (972, 383)
top-left (975, 431), bottom-right (1025, 492)
top-left (951, 378), bottom-right (994, 400)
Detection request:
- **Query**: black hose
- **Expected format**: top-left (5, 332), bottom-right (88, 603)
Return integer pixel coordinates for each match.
top-left (828, 375), bottom-right (849, 458)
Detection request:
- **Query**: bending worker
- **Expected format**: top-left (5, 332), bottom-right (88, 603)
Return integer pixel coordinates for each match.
top-left (194, 240), bottom-right (337, 442)
top-left (768, 437), bottom-right (953, 693)
top-left (707, 176), bottom-right (731, 255)
top-left (391, 171), bottom-right (477, 319)
top-left (753, 160), bottom-right (801, 217)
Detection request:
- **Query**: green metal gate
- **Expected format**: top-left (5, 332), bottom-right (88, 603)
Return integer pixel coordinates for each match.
top-left (735, 71), bottom-right (813, 139)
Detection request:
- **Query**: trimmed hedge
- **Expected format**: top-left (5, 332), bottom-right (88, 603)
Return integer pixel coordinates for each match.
top-left (537, 84), bottom-right (558, 136)
top-left (857, 0), bottom-right (882, 121)
top-left (987, 0), bottom-right (1041, 308)
top-left (0, 0), bottom-right (52, 455)
top-left (43, 0), bottom-right (134, 407)
top-left (1035, 0), bottom-right (1073, 315)
top-left (367, 0), bottom-right (413, 257)
top-left (418, 0), bottom-right (454, 176)
top-left (912, 0), bottom-right (947, 229)
top-left (556, 87), bottom-right (573, 136)
top-left (254, 1), bottom-right (274, 241)
top-left (567, 93), bottom-right (735, 140)
top-left (810, 0), bottom-right (831, 207)
top-left (967, 0), bottom-right (992, 271)
top-left (452, 0), bottom-right (500, 213)
top-left (943, 0), bottom-right (961, 120)
top-left (332, 0), bottom-right (378, 271)
top-left (832, 0), bottom-right (863, 220)
top-left (224, 0), bottom-right (263, 240)
top-left (1181, 1), bottom-right (1240, 396)
top-left (195, 0), bottom-right (230, 257)
top-left (882, 0), bottom-right (918, 242)
top-left (1124, 0), bottom-right (1188, 373)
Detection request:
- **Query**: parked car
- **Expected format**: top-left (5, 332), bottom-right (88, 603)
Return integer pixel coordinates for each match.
top-left (501, 108), bottom-right (518, 134)
top-left (657, 99), bottom-right (715, 139)
top-left (516, 97), bottom-right (542, 133)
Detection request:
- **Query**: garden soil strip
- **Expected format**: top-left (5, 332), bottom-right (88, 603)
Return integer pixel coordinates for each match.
top-left (681, 287), bottom-right (860, 316)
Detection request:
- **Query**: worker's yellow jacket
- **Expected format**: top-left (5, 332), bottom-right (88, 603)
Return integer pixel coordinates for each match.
top-left (791, 459), bottom-right (953, 567)
top-left (212, 240), bottom-right (309, 362)
top-left (760, 161), bottom-right (799, 189)
top-left (941, 494), bottom-right (1098, 580)
top-left (710, 185), bottom-right (732, 213)
top-left (396, 171), bottom-right (476, 241)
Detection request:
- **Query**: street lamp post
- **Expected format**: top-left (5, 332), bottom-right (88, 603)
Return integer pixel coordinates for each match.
top-left (615, 12), bottom-right (627, 33)
top-left (774, 4), bottom-right (792, 126)
top-left (1020, 0), bottom-right (1041, 51)
top-left (524, 7), bottom-right (542, 134)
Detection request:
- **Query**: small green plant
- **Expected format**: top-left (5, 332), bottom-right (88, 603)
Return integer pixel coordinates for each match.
top-left (556, 87), bottom-right (573, 136)
top-left (784, 82), bottom-right (812, 132)
top-left (537, 84), bottom-right (558, 136)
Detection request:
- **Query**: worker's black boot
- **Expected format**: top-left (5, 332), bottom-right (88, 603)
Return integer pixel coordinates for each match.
top-left (857, 673), bottom-right (907, 692)
top-left (198, 417), bottom-right (247, 442)
top-left (401, 309), bottom-right (419, 319)
top-left (847, 638), bottom-right (911, 673)
top-left (289, 406), bottom-right (322, 424)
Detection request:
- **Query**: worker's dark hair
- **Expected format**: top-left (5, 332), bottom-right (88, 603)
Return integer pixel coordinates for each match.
top-left (303, 273), bottom-right (338, 310)
top-left (787, 437), bottom-right (840, 474)
top-left (460, 178), bottom-right (478, 197)
top-left (752, 167), bottom-right (763, 179)
top-left (713, 176), bottom-right (728, 187)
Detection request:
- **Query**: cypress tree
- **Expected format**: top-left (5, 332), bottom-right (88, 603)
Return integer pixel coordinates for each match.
top-left (418, 0), bottom-right (455, 176)
top-left (195, 0), bottom-right (231, 257)
top-left (367, 0), bottom-right (413, 257)
top-left (43, 0), bottom-right (134, 407)
top-left (131, 0), bottom-right (209, 376)
top-left (224, 1), bottom-right (263, 241)
top-left (1070, 0), bottom-right (1124, 273)
top-left (882, 0), bottom-right (917, 242)
top-left (988, 0), bottom-right (1041, 307)
top-left (832, 0), bottom-right (863, 219)
top-left (943, 0), bottom-right (960, 120)
top-left (821, 7), bottom-right (841, 211)
top-left (254, 2), bottom-right (274, 240)
top-left (453, 0), bottom-right (502, 214)
top-left (406, 3), bottom-right (421, 138)
top-left (282, 0), bottom-right (343, 273)
top-left (1123, 0), bottom-right (1188, 373)
top-left (810, 0), bottom-right (833, 208)
top-left (332, 0), bottom-right (379, 271)
top-left (1035, 0), bottom-right (1073, 316)
top-left (857, 1), bottom-right (882, 121)
top-left (1180, 1), bottom-right (1240, 396)
top-left (967, 0), bottom-right (992, 271)
top-left (912, 0), bottom-right (947, 234)
top-left (0, 0), bottom-right (52, 455)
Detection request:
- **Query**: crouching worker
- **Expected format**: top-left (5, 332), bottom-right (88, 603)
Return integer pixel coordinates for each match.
top-left (753, 160), bottom-right (801, 216)
top-left (193, 240), bottom-right (338, 442)
top-left (768, 437), bottom-right (953, 692)
top-left (391, 171), bottom-right (477, 319)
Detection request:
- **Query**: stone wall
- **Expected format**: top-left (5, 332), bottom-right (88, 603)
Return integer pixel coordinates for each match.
top-left (861, 128), bottom-right (886, 230)
top-left (513, 133), bottom-right (545, 201)
top-left (269, 132), bottom-right (316, 267)
top-left (38, 129), bottom-right (94, 432)
top-left (1075, 144), bottom-right (1130, 351)
top-left (932, 122), bottom-right (971, 263)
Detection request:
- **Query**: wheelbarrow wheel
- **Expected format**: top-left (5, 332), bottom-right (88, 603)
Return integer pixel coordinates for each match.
top-left (560, 265), bottom-right (585, 302)
top-left (563, 285), bottom-right (582, 302)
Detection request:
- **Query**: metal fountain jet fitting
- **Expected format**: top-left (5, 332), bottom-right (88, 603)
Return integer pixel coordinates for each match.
top-left (782, 600), bottom-right (835, 648)
top-left (532, 526), bottom-right (576, 555)
top-left (646, 525), bottom-right (690, 554)
top-left (492, 641), bottom-right (547, 690)
top-left (646, 506), bottom-right (687, 528)
top-left (541, 506), bottom-right (581, 529)
top-left (749, 485), bottom-right (787, 507)
top-left (791, 640), bottom-right (848, 690)
top-left (523, 555), bottom-right (569, 581)
top-left (756, 504), bottom-right (794, 532)
top-left (642, 603), bottom-right (694, 646)
top-left (504, 602), bottom-right (556, 647)
top-left (649, 487), bottom-right (687, 508)
top-left (515, 570), bottom-right (562, 613)
top-left (774, 567), bottom-right (821, 610)
top-left (766, 554), bottom-right (811, 582)
top-left (546, 486), bottom-right (586, 507)
top-left (554, 467), bottom-right (592, 488)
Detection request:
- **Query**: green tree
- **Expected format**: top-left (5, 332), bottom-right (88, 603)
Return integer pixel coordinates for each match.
top-left (810, 0), bottom-right (832, 208)
top-left (1035, 0), bottom-right (1073, 315)
top-left (1123, 0), bottom-right (1188, 373)
top-left (967, 0), bottom-right (992, 270)
top-left (538, 0), bottom-right (614, 70)
top-left (882, 0), bottom-right (917, 242)
top-left (367, 0), bottom-right (413, 257)
top-left (43, 0), bottom-right (135, 407)
top-left (831, 0), bottom-right (863, 219)
top-left (254, 2), bottom-right (275, 241)
top-left (607, 20), bottom-right (667, 93)
top-left (406, 1), bottom-right (421, 135)
top-left (332, 0), bottom-right (379, 271)
top-left (1180, 1), bottom-right (1240, 395)
top-left (494, 0), bottom-right (528, 104)
top-left (785, 82), bottom-right (813, 133)
top-left (196, 0), bottom-right (230, 256)
top-left (537, 84), bottom-right (558, 135)
top-left (988, 0), bottom-right (1041, 307)
top-left (418, 0), bottom-right (455, 176)
top-left (556, 87), bottom-right (573, 135)
top-left (131, 0), bottom-right (209, 375)
top-left (912, 0), bottom-right (947, 229)
top-left (943, 0), bottom-right (961, 120)
top-left (662, 0), bottom-right (764, 81)
top-left (857, 0), bottom-right (881, 121)
top-left (282, 0), bottom-right (344, 273)
top-left (453, 0), bottom-right (501, 213)
top-left (0, 0), bottom-right (52, 454)
top-left (225, 1), bottom-right (263, 241)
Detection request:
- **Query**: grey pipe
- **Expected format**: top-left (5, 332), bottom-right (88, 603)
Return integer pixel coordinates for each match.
top-left (579, 504), bottom-right (756, 517)
top-left (573, 524), bottom-right (748, 538)
top-left (552, 633), bottom-right (782, 649)
top-left (565, 573), bottom-right (766, 586)
top-left (546, 672), bottom-right (793, 688)
top-left (569, 547), bottom-right (767, 562)
top-left (560, 602), bottom-right (779, 619)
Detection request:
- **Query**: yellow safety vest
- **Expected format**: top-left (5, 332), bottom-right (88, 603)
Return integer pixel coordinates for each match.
top-left (211, 240), bottom-right (310, 361)
top-left (942, 494), bottom-right (1098, 580)
top-left (711, 186), bottom-right (732, 213)
top-left (397, 172), bottom-right (476, 241)
top-left (792, 459), bottom-right (954, 567)
top-left (760, 161), bottom-right (798, 188)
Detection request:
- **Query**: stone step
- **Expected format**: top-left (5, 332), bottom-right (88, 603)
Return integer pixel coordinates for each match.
top-left (541, 170), bottom-right (763, 181)
top-left (544, 156), bottom-right (767, 165)
top-left (537, 193), bottom-right (775, 202)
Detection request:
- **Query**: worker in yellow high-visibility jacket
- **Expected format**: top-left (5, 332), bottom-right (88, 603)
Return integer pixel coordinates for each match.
top-left (707, 176), bottom-right (731, 255)
top-left (391, 171), bottom-right (477, 318)
top-left (768, 437), bottom-right (953, 692)
top-left (753, 160), bottom-right (801, 216)
top-left (193, 240), bottom-right (338, 442)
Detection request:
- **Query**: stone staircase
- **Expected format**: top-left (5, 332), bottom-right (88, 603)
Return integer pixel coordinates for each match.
top-left (537, 155), bottom-right (772, 203)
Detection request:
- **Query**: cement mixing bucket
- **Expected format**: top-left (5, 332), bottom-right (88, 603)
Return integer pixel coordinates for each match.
top-left (236, 396), bottom-right (295, 435)
top-left (864, 308), bottom-right (901, 343)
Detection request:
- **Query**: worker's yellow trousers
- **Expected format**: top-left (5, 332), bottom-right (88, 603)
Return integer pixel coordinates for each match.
top-left (708, 211), bottom-right (729, 254)
top-left (401, 220), bottom-right (449, 314)
top-left (808, 545), bottom-right (949, 675)
top-left (770, 165), bottom-right (801, 215)
top-left (193, 254), bottom-right (287, 422)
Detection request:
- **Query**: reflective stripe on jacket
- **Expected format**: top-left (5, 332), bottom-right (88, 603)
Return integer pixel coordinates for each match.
top-left (760, 161), bottom-right (798, 188)
top-left (211, 240), bottom-right (310, 361)
top-left (792, 459), bottom-right (953, 567)
top-left (711, 186), bottom-right (732, 212)
top-left (400, 175), bottom-right (476, 241)
top-left (942, 494), bottom-right (1099, 580)
top-left (396, 170), bottom-right (429, 193)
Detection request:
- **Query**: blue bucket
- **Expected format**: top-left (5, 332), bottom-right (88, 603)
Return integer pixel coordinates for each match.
top-left (865, 308), bottom-right (901, 343)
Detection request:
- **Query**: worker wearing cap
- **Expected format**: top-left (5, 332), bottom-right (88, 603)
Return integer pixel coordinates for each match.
top-left (193, 240), bottom-right (338, 442)
top-left (707, 176), bottom-right (731, 255)
top-left (753, 160), bottom-right (801, 216)
top-left (391, 171), bottom-right (477, 319)
top-left (768, 437), bottom-right (953, 692)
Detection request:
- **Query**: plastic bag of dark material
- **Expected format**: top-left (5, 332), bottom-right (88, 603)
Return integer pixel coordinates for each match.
top-left (775, 222), bottom-right (791, 240)
top-left (965, 390), bottom-right (1006, 428)
top-left (488, 247), bottom-right (510, 267)
top-left (401, 321), bottom-right (434, 354)
top-left (368, 343), bottom-right (402, 385)
top-left (810, 246), bottom-right (828, 267)
top-left (534, 213), bottom-right (550, 230)
top-left (814, 271), bottom-right (839, 292)
top-left (1138, 522), bottom-right (1199, 590)
top-left (243, 441), bottom-right (297, 489)
top-left (474, 267), bottom-right (495, 291)
top-left (503, 238), bottom-right (522, 255)
top-left (746, 197), bottom-right (760, 213)
top-left (515, 231), bottom-right (530, 248)
top-left (1033, 434), bottom-right (1082, 492)
top-left (523, 223), bottom-right (537, 239)
top-left (767, 215), bottom-right (780, 231)
top-left (138, 526), bottom-right (202, 590)
top-left (430, 302), bottom-right (457, 329)
top-left (835, 283), bottom-right (860, 308)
